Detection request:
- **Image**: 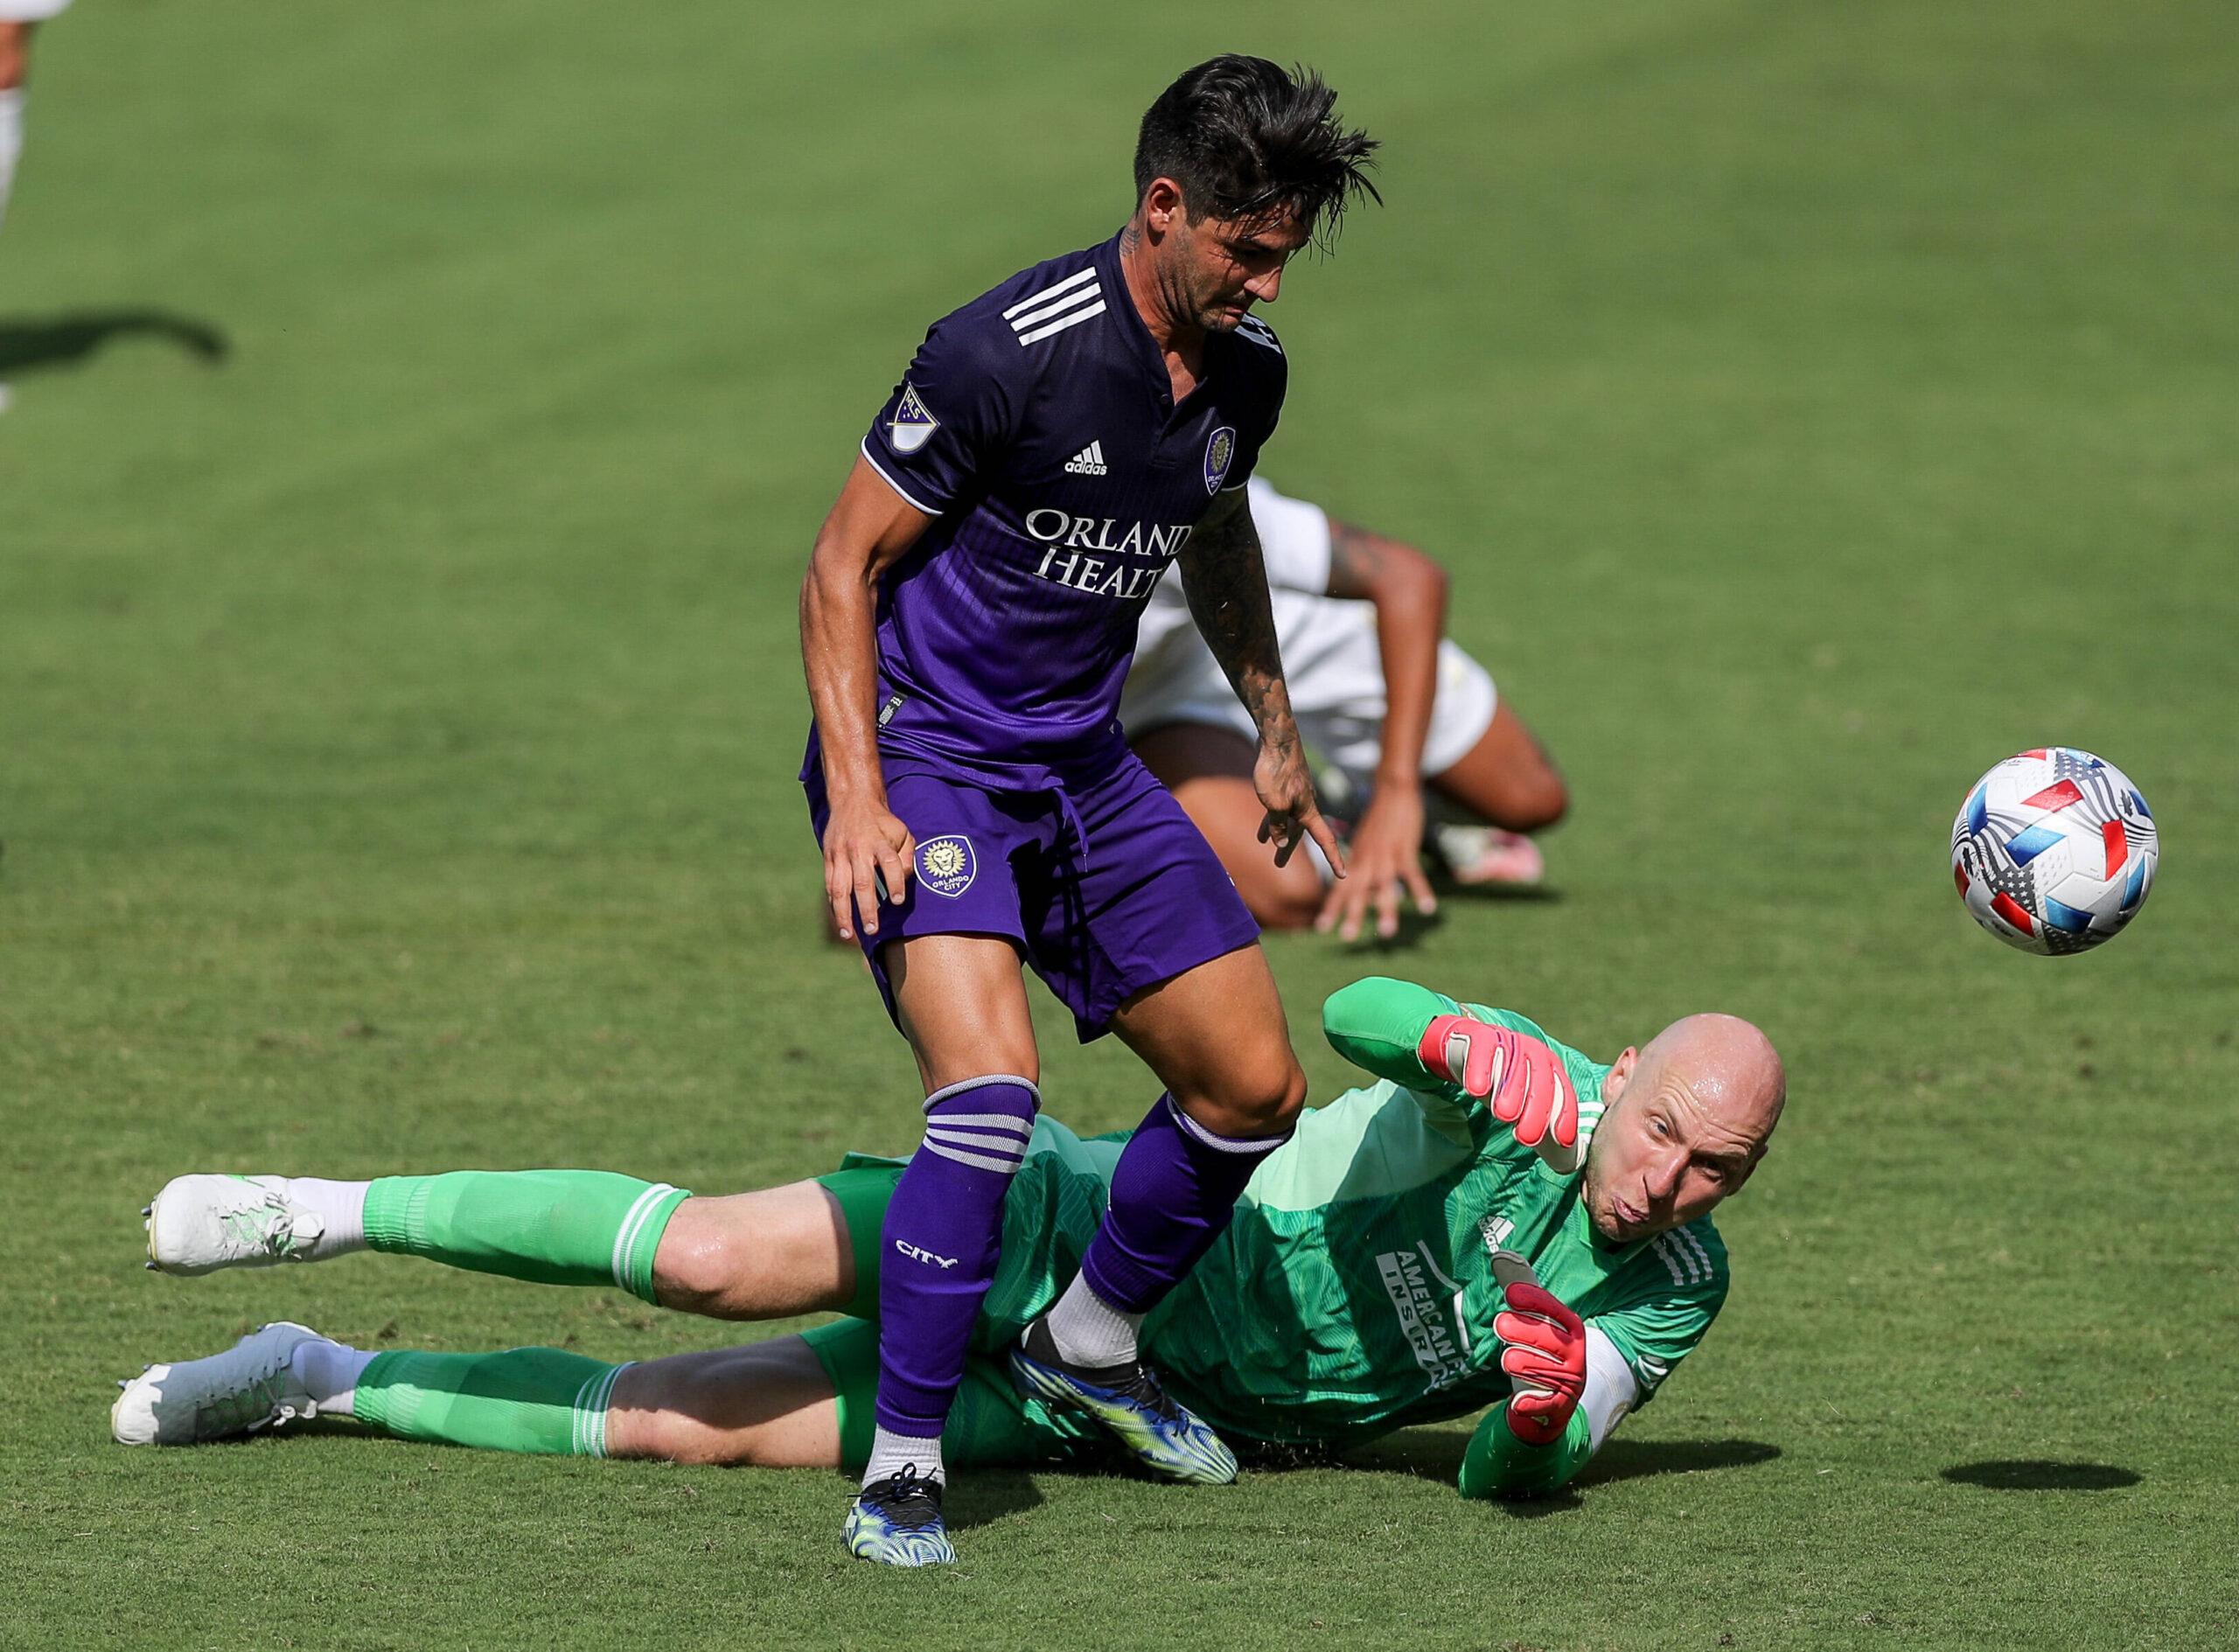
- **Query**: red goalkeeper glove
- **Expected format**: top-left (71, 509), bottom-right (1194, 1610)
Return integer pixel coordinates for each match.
top-left (1417, 1014), bottom-right (1580, 1169)
top-left (1495, 1281), bottom-right (1588, 1446)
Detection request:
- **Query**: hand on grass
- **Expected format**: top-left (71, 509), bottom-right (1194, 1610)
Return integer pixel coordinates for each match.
top-left (1315, 780), bottom-right (1436, 941)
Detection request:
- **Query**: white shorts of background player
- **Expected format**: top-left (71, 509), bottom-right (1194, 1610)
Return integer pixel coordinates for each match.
top-left (1122, 477), bottom-right (1499, 813)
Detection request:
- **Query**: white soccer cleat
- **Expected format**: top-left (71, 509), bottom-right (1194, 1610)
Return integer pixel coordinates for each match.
top-left (111, 1321), bottom-right (331, 1446)
top-left (144, 1175), bottom-right (326, 1276)
top-left (1434, 825), bottom-right (1545, 889)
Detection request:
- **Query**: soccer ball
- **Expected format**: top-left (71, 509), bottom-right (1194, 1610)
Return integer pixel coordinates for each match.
top-left (1950, 748), bottom-right (2157, 955)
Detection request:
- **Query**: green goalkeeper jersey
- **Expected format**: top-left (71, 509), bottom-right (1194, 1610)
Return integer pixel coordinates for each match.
top-left (910, 977), bottom-right (1730, 1449)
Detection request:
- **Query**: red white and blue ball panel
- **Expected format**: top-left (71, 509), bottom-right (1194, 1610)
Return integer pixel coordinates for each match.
top-left (1950, 747), bottom-right (2156, 956)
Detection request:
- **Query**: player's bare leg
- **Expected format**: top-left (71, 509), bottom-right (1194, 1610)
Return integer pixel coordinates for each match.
top-left (1012, 943), bottom-right (1302, 1485)
top-left (1136, 707), bottom-right (1571, 912)
top-left (1425, 702), bottom-right (1567, 885)
top-left (115, 1321), bottom-right (847, 1468)
top-left (606, 1339), bottom-right (842, 1467)
top-left (0, 21), bottom-right (31, 91)
top-left (0, 20), bottom-right (37, 415)
top-left (652, 1181), bottom-right (855, 1321)
top-left (1133, 722), bottom-right (1325, 929)
top-left (883, 932), bottom-right (1041, 1091)
top-left (1108, 943), bottom-right (1306, 1140)
top-left (1426, 701), bottom-right (1567, 833)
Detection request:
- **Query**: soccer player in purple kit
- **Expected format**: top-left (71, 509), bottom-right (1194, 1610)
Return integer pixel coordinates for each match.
top-left (798, 56), bottom-right (1378, 1565)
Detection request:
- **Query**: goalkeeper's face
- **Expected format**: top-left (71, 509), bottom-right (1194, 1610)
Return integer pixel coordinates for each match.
top-left (1580, 1014), bottom-right (1784, 1244)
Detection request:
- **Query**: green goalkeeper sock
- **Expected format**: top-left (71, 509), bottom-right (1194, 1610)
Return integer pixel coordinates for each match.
top-left (360, 1171), bottom-right (689, 1305)
top-left (352, 1349), bottom-right (627, 1457)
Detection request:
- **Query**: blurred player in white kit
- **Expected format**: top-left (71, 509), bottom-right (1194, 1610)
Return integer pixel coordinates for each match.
top-left (1124, 477), bottom-right (1569, 938)
top-left (0, 0), bottom-right (71, 412)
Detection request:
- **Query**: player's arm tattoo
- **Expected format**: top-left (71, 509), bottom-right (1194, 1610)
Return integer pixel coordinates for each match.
top-left (1181, 489), bottom-right (1341, 869)
top-left (1177, 488), bottom-right (1300, 743)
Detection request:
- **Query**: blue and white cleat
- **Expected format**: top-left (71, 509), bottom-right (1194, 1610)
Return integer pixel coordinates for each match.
top-left (844, 1468), bottom-right (955, 1567)
top-left (111, 1321), bottom-right (331, 1446)
top-left (1009, 1318), bottom-right (1238, 1486)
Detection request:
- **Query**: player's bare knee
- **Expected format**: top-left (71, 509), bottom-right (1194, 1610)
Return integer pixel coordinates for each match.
top-left (1256, 1068), bottom-right (1309, 1134)
top-left (608, 1395), bottom-right (749, 1467)
top-left (1237, 1067), bottom-right (1308, 1136)
top-left (1188, 1052), bottom-right (1306, 1138)
top-left (651, 1202), bottom-right (746, 1311)
top-left (1462, 767), bottom-right (1567, 834)
top-left (1513, 772), bottom-right (1569, 833)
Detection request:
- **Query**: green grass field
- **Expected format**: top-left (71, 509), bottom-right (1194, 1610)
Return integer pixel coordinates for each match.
top-left (3, 1), bottom-right (2236, 1645)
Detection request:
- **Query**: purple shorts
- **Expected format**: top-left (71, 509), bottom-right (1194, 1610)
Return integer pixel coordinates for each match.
top-left (805, 746), bottom-right (1260, 1041)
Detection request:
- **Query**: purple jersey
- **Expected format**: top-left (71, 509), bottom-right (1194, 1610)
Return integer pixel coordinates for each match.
top-left (846, 233), bottom-right (1287, 780)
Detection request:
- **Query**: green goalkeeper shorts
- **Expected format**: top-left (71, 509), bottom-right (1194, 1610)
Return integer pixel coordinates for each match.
top-left (804, 1163), bottom-right (1106, 1474)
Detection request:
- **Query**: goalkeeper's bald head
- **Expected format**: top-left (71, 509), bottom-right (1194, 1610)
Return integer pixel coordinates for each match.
top-left (1580, 1014), bottom-right (1784, 1245)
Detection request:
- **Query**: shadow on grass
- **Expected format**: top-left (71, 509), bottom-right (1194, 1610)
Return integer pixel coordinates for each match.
top-left (1427, 878), bottom-right (1563, 906)
top-left (1336, 905), bottom-right (1446, 954)
top-left (0, 310), bottom-right (228, 377)
top-left (1942, 1460), bottom-right (2140, 1491)
top-left (1314, 868), bottom-right (1566, 957)
top-left (269, 1424), bottom-right (1050, 1529)
top-left (1576, 1437), bottom-right (1783, 1486)
top-left (1329, 1428), bottom-right (1780, 1514)
top-left (940, 1468), bottom-right (1045, 1530)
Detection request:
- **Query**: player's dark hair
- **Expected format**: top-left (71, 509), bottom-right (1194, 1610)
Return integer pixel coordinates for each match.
top-left (1133, 56), bottom-right (1379, 245)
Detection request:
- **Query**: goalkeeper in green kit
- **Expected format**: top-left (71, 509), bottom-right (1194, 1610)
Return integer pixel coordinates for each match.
top-left (115, 978), bottom-right (1784, 1502)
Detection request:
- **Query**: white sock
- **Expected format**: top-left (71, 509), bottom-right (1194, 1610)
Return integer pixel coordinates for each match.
top-left (289, 1340), bottom-right (376, 1417)
top-left (284, 1178), bottom-right (369, 1260)
top-left (0, 89), bottom-right (23, 233)
top-left (862, 1425), bottom-right (945, 1489)
top-left (1045, 1274), bottom-right (1146, 1369)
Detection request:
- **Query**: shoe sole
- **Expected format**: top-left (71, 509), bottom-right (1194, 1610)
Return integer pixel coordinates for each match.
top-left (844, 1509), bottom-right (954, 1566)
top-left (144, 1181), bottom-right (212, 1276)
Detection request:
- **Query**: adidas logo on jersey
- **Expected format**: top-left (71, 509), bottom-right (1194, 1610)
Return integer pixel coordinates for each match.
top-left (1064, 441), bottom-right (1108, 477)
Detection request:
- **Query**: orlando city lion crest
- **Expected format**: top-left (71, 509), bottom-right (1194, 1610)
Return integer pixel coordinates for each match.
top-left (1203, 426), bottom-right (1236, 494)
top-left (916, 835), bottom-right (976, 897)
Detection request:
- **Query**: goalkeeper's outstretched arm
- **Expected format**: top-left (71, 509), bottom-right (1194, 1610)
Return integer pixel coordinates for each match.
top-left (1321, 974), bottom-right (1462, 1084)
top-left (1322, 976), bottom-right (1581, 1168)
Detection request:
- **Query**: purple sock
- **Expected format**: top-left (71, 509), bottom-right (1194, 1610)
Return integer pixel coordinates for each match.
top-left (873, 1075), bottom-right (1040, 1439)
top-left (1078, 1094), bottom-right (1291, 1315)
